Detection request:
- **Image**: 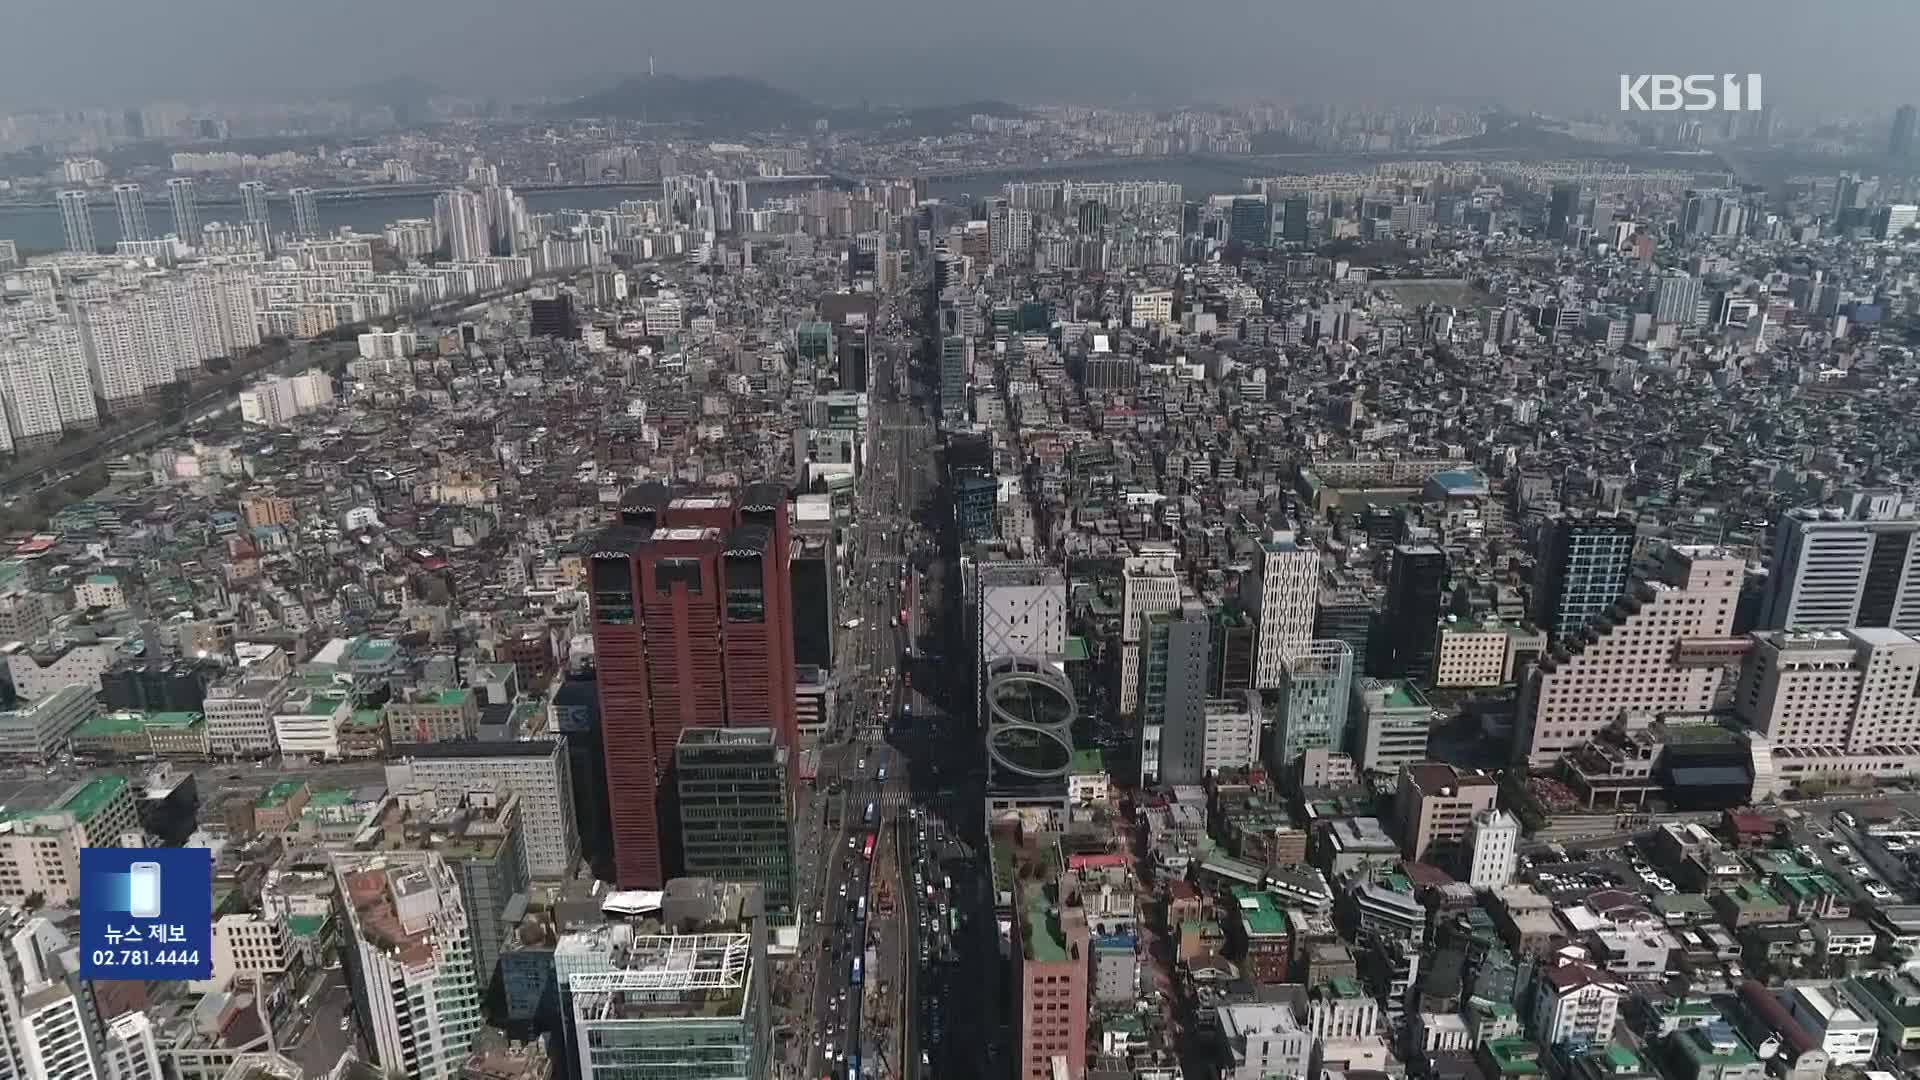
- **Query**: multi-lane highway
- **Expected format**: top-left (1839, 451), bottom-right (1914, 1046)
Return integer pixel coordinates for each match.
top-left (803, 292), bottom-right (930, 1080)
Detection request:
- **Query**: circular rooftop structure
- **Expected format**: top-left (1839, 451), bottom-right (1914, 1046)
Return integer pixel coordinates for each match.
top-left (984, 658), bottom-right (1075, 780)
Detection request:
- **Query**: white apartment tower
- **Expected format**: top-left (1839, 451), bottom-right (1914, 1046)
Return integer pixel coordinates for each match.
top-left (334, 852), bottom-right (481, 1080)
top-left (112, 185), bottom-right (150, 243)
top-left (1247, 531), bottom-right (1320, 689)
top-left (288, 188), bottom-right (320, 238)
top-left (57, 191), bottom-right (95, 253)
top-left (1515, 544), bottom-right (1741, 767)
top-left (434, 189), bottom-right (491, 262)
top-left (166, 178), bottom-right (200, 239)
top-left (1761, 491), bottom-right (1920, 634)
top-left (0, 322), bottom-right (94, 448)
top-left (1120, 544), bottom-right (1182, 715)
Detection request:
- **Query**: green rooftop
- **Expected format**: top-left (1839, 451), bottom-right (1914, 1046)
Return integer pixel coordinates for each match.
top-left (1382, 682), bottom-right (1423, 709)
top-left (428, 689), bottom-right (470, 707)
top-left (1326, 975), bottom-right (1367, 999)
top-left (1062, 636), bottom-right (1091, 663)
top-left (346, 710), bottom-right (383, 730)
top-left (1071, 748), bottom-right (1104, 774)
top-left (74, 713), bottom-right (147, 737)
top-left (1482, 1037), bottom-right (1542, 1076)
top-left (257, 780), bottom-right (306, 808)
top-left (287, 914), bottom-right (328, 938)
top-left (1604, 1044), bottom-right (1643, 1072)
top-left (1021, 881), bottom-right (1069, 963)
top-left (305, 788), bottom-right (356, 807)
top-left (59, 776), bottom-right (128, 823)
top-left (74, 711), bottom-right (202, 737)
top-left (351, 638), bottom-right (397, 662)
top-left (1232, 887), bottom-right (1288, 936)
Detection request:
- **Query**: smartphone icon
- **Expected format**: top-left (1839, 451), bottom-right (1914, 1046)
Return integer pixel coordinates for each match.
top-left (128, 863), bottom-right (163, 919)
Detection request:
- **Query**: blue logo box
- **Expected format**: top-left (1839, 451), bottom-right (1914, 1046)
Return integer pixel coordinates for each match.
top-left (79, 847), bottom-right (213, 981)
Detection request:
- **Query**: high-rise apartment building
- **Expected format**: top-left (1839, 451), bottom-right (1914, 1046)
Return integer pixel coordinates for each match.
top-left (57, 190), bottom-right (95, 253)
top-left (166, 178), bottom-right (199, 239)
top-left (236, 180), bottom-right (272, 251)
top-left (1515, 544), bottom-right (1741, 767)
top-left (1137, 599), bottom-right (1211, 786)
top-left (1247, 531), bottom-right (1320, 689)
top-left (0, 321), bottom-right (95, 450)
top-left (1379, 544), bottom-right (1448, 682)
top-left (1760, 491), bottom-right (1920, 633)
top-left (1120, 544), bottom-right (1182, 715)
top-left (334, 852), bottom-right (481, 1080)
top-left (589, 485), bottom-right (797, 888)
top-left (434, 189), bottom-right (491, 262)
top-left (239, 180), bottom-right (270, 225)
top-left (675, 727), bottom-right (795, 916)
top-left (112, 184), bottom-right (150, 242)
top-left (1533, 515), bottom-right (1637, 644)
top-left (287, 187), bottom-right (320, 238)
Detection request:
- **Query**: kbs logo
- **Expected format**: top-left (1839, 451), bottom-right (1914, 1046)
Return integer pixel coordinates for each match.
top-left (1619, 74), bottom-right (1763, 112)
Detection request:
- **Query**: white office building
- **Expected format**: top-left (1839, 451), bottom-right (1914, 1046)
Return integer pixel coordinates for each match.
top-left (1247, 532), bottom-right (1320, 689)
top-left (386, 741), bottom-right (577, 878)
top-left (334, 852), bottom-right (481, 1080)
top-left (102, 1012), bottom-right (162, 1080)
top-left (1217, 1002), bottom-right (1312, 1080)
top-left (1761, 491), bottom-right (1920, 634)
top-left (1462, 808), bottom-right (1521, 889)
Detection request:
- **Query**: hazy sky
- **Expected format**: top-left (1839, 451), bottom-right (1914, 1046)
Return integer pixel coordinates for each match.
top-left (5, 0), bottom-right (1918, 114)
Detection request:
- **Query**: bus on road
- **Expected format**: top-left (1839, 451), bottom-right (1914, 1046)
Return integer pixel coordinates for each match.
top-left (850, 957), bottom-right (862, 985)
top-left (856, 895), bottom-right (867, 922)
top-left (862, 833), bottom-right (877, 860)
top-left (863, 801), bottom-right (878, 827)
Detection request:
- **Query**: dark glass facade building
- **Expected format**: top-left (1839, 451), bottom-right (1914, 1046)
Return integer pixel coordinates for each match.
top-left (1380, 544), bottom-right (1448, 682)
top-left (1533, 516), bottom-right (1637, 645)
top-left (674, 727), bottom-right (795, 915)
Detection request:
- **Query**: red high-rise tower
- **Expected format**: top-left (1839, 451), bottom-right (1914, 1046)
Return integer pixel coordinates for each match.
top-left (589, 485), bottom-right (798, 888)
